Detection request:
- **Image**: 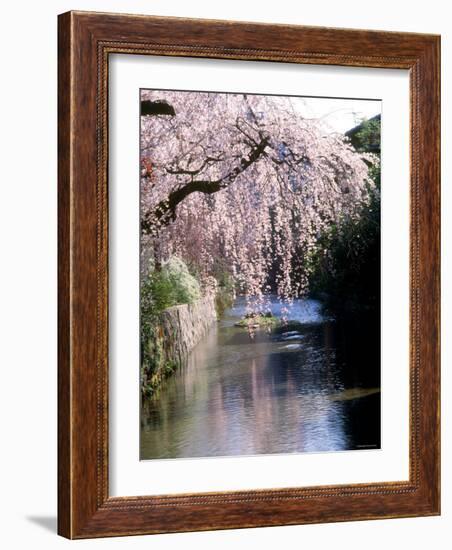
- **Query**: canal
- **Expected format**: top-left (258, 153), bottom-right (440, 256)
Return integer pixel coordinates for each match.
top-left (141, 297), bottom-right (380, 459)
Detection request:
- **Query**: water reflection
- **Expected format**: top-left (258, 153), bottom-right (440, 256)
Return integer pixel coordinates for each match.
top-left (141, 297), bottom-right (380, 459)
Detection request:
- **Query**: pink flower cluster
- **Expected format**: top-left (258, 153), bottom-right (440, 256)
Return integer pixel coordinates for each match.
top-left (140, 90), bottom-right (377, 309)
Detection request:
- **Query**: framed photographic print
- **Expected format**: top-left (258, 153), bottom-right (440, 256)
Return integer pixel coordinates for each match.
top-left (58, 11), bottom-right (440, 538)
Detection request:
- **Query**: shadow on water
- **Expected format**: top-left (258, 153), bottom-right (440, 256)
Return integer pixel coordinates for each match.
top-left (141, 297), bottom-right (380, 459)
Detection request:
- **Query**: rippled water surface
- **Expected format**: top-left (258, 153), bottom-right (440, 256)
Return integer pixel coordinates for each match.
top-left (141, 297), bottom-right (380, 459)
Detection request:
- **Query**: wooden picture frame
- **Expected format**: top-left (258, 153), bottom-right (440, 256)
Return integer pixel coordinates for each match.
top-left (58, 10), bottom-right (440, 539)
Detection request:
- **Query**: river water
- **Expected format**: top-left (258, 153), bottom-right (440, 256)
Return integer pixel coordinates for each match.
top-left (140, 297), bottom-right (380, 459)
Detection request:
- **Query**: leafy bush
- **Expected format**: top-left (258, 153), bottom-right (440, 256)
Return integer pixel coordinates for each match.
top-left (161, 256), bottom-right (201, 305)
top-left (212, 270), bottom-right (235, 316)
top-left (142, 256), bottom-right (201, 319)
top-left (309, 186), bottom-right (380, 313)
top-left (346, 115), bottom-right (381, 154)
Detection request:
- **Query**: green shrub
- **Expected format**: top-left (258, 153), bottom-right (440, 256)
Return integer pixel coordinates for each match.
top-left (161, 256), bottom-right (201, 305)
top-left (213, 270), bottom-right (235, 316)
top-left (215, 286), bottom-right (234, 317)
top-left (141, 256), bottom-right (201, 318)
top-left (309, 186), bottom-right (380, 314)
top-left (144, 270), bottom-right (175, 313)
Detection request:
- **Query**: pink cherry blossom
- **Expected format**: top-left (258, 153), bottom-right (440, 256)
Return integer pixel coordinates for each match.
top-left (140, 90), bottom-right (377, 312)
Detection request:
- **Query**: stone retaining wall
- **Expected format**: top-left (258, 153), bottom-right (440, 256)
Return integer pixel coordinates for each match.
top-left (141, 296), bottom-right (217, 394)
top-left (159, 296), bottom-right (217, 364)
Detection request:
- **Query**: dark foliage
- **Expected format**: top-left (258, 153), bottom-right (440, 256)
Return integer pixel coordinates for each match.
top-left (309, 116), bottom-right (381, 316)
top-left (141, 99), bottom-right (176, 116)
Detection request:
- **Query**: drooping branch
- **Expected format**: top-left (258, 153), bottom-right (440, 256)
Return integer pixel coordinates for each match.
top-left (166, 154), bottom-right (225, 176)
top-left (142, 136), bottom-right (269, 233)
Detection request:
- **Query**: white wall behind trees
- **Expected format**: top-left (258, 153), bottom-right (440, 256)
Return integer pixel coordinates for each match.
top-left (0, 1), bottom-right (449, 548)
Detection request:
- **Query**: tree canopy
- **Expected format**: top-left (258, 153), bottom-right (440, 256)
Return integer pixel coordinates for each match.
top-left (140, 90), bottom-right (377, 311)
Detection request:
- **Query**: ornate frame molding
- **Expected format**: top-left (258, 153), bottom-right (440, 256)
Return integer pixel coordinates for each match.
top-left (58, 11), bottom-right (440, 538)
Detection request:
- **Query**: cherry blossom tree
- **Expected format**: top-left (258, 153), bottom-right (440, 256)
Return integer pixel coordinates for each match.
top-left (140, 90), bottom-right (377, 312)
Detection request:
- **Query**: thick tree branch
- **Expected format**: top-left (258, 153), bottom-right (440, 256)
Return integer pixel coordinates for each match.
top-left (142, 136), bottom-right (269, 233)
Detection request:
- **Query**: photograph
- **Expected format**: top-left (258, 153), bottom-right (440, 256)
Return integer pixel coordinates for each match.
top-left (139, 89), bottom-right (382, 460)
